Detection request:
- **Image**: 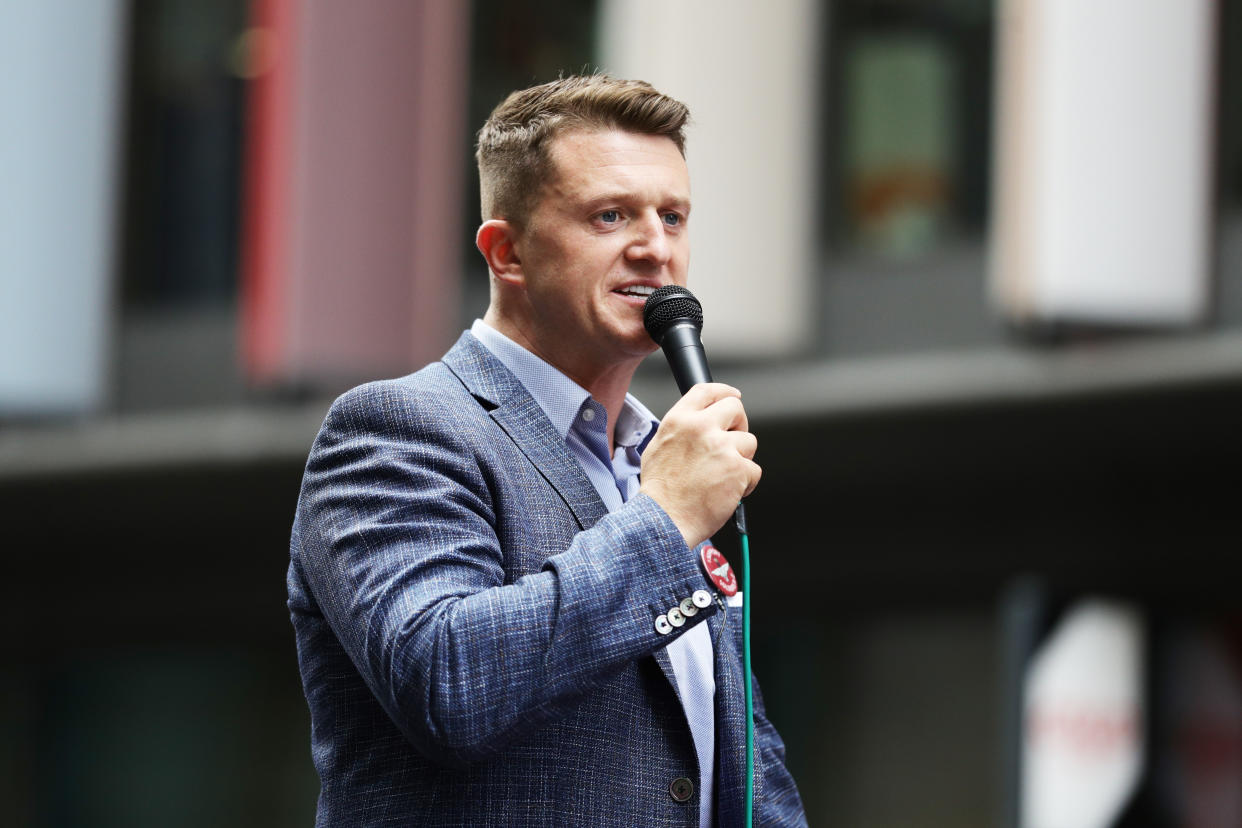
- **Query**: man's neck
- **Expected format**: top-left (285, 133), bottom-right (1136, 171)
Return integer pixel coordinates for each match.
top-left (483, 312), bottom-right (640, 454)
top-left (581, 367), bottom-right (638, 455)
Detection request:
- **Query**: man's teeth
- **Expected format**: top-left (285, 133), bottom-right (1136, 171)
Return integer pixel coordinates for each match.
top-left (618, 285), bottom-right (656, 297)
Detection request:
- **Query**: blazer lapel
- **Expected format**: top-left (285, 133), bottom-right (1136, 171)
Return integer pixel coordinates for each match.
top-left (442, 332), bottom-right (610, 532)
top-left (491, 395), bottom-right (611, 531)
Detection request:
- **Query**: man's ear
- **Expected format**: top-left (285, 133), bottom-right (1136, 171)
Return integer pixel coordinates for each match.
top-left (476, 220), bottom-right (523, 286)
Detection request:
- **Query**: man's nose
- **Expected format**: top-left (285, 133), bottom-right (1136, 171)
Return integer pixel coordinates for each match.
top-left (625, 212), bottom-right (672, 266)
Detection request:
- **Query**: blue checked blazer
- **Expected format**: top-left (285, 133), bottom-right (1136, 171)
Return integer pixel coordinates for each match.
top-left (288, 331), bottom-right (806, 826)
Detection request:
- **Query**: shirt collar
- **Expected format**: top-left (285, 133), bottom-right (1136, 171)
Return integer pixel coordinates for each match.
top-left (615, 392), bottom-right (658, 452)
top-left (471, 319), bottom-right (658, 447)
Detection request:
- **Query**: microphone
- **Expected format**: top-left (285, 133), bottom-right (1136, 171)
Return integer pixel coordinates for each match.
top-left (642, 285), bottom-right (712, 394)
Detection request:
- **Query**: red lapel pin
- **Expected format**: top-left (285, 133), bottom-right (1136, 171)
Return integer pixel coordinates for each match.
top-left (700, 544), bottom-right (738, 596)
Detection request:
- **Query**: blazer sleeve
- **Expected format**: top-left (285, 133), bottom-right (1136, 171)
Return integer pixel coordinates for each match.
top-left (294, 382), bottom-right (718, 766)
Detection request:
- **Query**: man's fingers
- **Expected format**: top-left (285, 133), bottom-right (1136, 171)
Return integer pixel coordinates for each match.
top-left (704, 395), bottom-right (749, 433)
top-left (676, 382), bottom-right (741, 411)
top-left (731, 430), bottom-right (758, 460)
top-left (668, 383), bottom-right (749, 432)
top-left (742, 458), bottom-right (763, 497)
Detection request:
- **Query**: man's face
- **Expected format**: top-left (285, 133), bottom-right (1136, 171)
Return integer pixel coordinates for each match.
top-left (511, 128), bottom-right (691, 381)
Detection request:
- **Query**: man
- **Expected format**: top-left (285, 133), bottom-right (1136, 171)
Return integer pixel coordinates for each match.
top-left (288, 74), bottom-right (806, 826)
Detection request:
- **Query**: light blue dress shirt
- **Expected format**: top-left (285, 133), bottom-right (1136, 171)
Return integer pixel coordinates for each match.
top-left (471, 319), bottom-right (716, 826)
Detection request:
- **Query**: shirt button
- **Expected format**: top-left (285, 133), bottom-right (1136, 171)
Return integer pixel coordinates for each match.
top-left (669, 777), bottom-right (694, 803)
top-left (679, 597), bottom-right (698, 617)
top-left (654, 614), bottom-right (672, 635)
top-left (580, 407), bottom-right (595, 422)
top-left (692, 589), bottom-right (712, 609)
top-left (667, 607), bottom-right (685, 627)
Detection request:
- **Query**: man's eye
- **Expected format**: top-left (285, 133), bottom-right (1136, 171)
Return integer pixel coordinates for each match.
top-left (598, 210), bottom-right (620, 223)
top-left (662, 213), bottom-right (682, 227)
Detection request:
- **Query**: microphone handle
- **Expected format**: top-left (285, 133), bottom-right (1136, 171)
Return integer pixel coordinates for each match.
top-left (659, 322), bottom-right (713, 393)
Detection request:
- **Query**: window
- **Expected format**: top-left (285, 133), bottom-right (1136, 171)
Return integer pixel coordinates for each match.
top-left (824, 0), bottom-right (994, 259)
top-left (120, 0), bottom-right (248, 309)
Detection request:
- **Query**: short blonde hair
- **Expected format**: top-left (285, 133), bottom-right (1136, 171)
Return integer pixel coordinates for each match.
top-left (476, 74), bottom-right (689, 226)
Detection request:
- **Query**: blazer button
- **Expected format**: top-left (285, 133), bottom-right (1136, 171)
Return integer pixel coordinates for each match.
top-left (669, 776), bottom-right (694, 803)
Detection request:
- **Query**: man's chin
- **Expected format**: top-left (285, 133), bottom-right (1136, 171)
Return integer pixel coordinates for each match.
top-left (601, 319), bottom-right (658, 355)
top-left (625, 340), bottom-right (661, 364)
top-left (619, 325), bottom-right (659, 352)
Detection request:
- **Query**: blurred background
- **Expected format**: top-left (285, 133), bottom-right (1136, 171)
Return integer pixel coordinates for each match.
top-left (2, 0), bottom-right (1240, 825)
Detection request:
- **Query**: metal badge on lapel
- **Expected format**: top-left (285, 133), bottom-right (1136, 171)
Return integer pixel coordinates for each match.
top-left (699, 544), bottom-right (737, 596)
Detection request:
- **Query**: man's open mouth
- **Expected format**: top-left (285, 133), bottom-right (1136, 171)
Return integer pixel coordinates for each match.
top-left (615, 285), bottom-right (656, 298)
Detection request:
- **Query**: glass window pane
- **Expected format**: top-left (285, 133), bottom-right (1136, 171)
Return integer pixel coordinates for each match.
top-left (120, 0), bottom-right (248, 309)
top-left (826, 0), bottom-right (994, 259)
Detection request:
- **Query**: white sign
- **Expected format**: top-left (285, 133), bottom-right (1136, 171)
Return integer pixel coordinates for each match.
top-left (1021, 599), bottom-right (1145, 828)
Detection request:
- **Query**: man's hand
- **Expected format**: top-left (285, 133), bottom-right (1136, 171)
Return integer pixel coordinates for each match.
top-left (638, 383), bottom-right (761, 549)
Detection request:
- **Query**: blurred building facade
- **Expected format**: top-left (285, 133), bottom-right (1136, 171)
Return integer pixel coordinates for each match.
top-left (2, 0), bottom-right (1241, 825)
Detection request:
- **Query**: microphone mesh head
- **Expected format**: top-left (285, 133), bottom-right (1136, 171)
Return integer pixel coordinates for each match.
top-left (643, 285), bottom-right (703, 342)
